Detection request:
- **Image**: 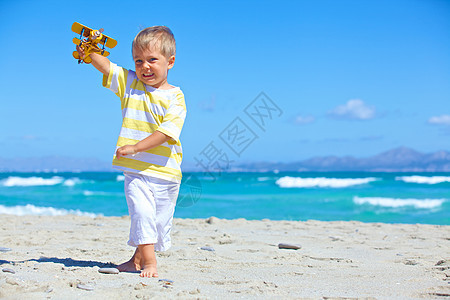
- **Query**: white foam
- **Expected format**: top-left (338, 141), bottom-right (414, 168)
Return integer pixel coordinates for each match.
top-left (0, 176), bottom-right (85, 187)
top-left (63, 178), bottom-right (82, 187)
top-left (82, 190), bottom-right (111, 196)
top-left (116, 175), bottom-right (125, 181)
top-left (0, 204), bottom-right (99, 217)
top-left (0, 176), bottom-right (64, 187)
top-left (395, 175), bottom-right (450, 185)
top-left (353, 196), bottom-right (445, 209)
top-left (275, 176), bottom-right (378, 188)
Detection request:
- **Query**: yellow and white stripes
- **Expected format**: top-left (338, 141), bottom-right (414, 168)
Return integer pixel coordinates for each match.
top-left (103, 62), bottom-right (186, 183)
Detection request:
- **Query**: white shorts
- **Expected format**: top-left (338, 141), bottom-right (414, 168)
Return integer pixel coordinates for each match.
top-left (124, 172), bottom-right (180, 251)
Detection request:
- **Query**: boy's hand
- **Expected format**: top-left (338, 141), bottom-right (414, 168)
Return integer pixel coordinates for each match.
top-left (75, 45), bottom-right (110, 75)
top-left (76, 45), bottom-right (86, 59)
top-left (116, 145), bottom-right (138, 159)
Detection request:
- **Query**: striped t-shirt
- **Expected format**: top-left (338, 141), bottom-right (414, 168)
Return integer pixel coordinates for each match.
top-left (103, 62), bottom-right (187, 183)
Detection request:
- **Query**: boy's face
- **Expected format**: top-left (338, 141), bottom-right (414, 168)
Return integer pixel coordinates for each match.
top-left (133, 43), bottom-right (175, 89)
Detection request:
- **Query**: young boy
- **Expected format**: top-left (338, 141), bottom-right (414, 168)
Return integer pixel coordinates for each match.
top-left (76, 26), bottom-right (186, 278)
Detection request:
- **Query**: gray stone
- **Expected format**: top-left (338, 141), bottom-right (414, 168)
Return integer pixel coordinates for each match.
top-left (98, 267), bottom-right (119, 274)
top-left (200, 246), bottom-right (215, 252)
top-left (278, 243), bottom-right (302, 250)
top-left (2, 268), bottom-right (15, 274)
top-left (77, 283), bottom-right (94, 291)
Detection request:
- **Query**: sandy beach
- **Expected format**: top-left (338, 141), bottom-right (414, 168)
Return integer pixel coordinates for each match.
top-left (0, 215), bottom-right (449, 299)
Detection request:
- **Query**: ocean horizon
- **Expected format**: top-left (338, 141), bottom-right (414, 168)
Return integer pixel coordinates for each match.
top-left (0, 171), bottom-right (448, 225)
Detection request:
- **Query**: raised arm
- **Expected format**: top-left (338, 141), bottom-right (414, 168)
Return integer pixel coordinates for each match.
top-left (76, 46), bottom-right (110, 76)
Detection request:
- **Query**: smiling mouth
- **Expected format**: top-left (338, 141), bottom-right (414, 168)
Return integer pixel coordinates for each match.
top-left (143, 73), bottom-right (154, 79)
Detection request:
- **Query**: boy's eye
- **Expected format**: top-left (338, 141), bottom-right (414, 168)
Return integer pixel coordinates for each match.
top-left (148, 58), bottom-right (157, 62)
top-left (135, 59), bottom-right (143, 64)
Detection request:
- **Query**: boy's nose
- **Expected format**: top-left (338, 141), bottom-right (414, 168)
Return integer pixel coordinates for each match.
top-left (143, 61), bottom-right (151, 69)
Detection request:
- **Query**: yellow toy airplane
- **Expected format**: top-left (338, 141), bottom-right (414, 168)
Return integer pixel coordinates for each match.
top-left (71, 22), bottom-right (117, 64)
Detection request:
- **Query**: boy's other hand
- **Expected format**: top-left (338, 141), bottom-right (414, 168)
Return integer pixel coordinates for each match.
top-left (116, 145), bottom-right (138, 159)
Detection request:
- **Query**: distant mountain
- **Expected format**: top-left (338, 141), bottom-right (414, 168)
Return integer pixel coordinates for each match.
top-left (0, 156), bottom-right (112, 172)
top-left (2, 147), bottom-right (450, 172)
top-left (235, 147), bottom-right (450, 172)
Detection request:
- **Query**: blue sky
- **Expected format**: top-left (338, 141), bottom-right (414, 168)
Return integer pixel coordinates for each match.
top-left (0, 0), bottom-right (449, 166)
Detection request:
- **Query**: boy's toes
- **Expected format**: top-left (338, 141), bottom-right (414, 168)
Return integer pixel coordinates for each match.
top-left (140, 265), bottom-right (158, 277)
top-left (139, 270), bottom-right (158, 278)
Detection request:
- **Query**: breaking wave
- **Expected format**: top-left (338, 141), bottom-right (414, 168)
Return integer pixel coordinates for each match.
top-left (0, 176), bottom-right (83, 187)
top-left (276, 176), bottom-right (378, 188)
top-left (0, 204), bottom-right (99, 217)
top-left (395, 176), bottom-right (450, 185)
top-left (353, 196), bottom-right (445, 209)
top-left (1, 176), bottom-right (64, 187)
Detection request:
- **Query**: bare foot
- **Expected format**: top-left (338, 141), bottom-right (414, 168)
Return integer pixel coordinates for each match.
top-left (137, 244), bottom-right (158, 278)
top-left (140, 264), bottom-right (158, 278)
top-left (117, 259), bottom-right (141, 272)
top-left (117, 248), bottom-right (142, 272)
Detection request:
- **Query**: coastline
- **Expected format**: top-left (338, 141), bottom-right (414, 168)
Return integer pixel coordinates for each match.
top-left (0, 215), bottom-right (449, 299)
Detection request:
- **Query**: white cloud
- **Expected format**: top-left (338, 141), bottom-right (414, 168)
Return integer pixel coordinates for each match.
top-left (329, 99), bottom-right (375, 120)
top-left (295, 115), bottom-right (315, 125)
top-left (428, 115), bottom-right (450, 126)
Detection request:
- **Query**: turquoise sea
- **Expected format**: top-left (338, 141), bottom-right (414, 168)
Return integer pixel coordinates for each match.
top-left (0, 172), bottom-right (449, 225)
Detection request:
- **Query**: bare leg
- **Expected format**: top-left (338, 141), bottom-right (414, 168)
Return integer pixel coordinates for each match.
top-left (138, 244), bottom-right (158, 278)
top-left (117, 248), bottom-right (142, 272)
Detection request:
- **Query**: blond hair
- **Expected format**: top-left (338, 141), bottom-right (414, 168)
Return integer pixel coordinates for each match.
top-left (132, 26), bottom-right (176, 59)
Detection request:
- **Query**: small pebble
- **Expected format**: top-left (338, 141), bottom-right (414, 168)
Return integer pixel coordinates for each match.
top-left (2, 268), bottom-right (15, 274)
top-left (206, 216), bottom-right (218, 224)
top-left (159, 279), bottom-right (174, 288)
top-left (0, 247), bottom-right (12, 253)
top-left (98, 267), bottom-right (119, 274)
top-left (278, 243), bottom-right (302, 250)
top-left (77, 284), bottom-right (94, 291)
top-left (200, 246), bottom-right (215, 252)
top-left (436, 260), bottom-right (446, 266)
top-left (159, 279), bottom-right (174, 284)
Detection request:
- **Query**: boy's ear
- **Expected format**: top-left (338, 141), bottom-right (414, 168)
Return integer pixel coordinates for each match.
top-left (167, 55), bottom-right (175, 69)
